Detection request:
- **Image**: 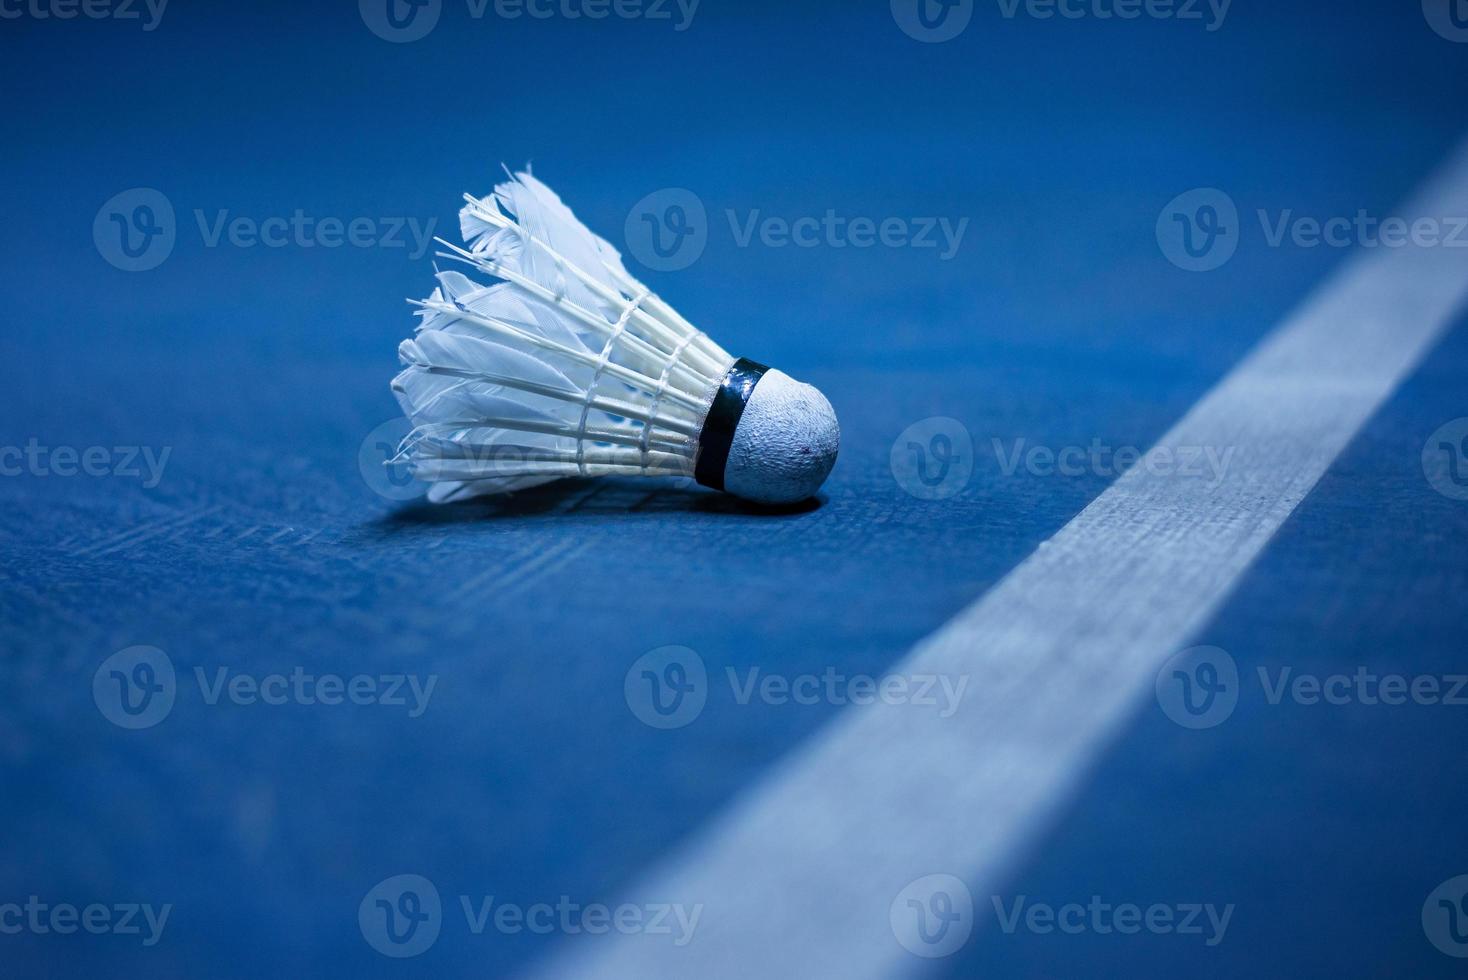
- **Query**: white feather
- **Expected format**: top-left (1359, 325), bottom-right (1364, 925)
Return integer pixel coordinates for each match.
top-left (391, 171), bottom-right (733, 500)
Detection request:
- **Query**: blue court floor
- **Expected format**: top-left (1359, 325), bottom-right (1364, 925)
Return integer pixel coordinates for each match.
top-left (3, 2), bottom-right (1468, 977)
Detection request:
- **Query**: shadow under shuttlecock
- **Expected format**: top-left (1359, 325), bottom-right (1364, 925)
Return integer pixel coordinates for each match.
top-left (374, 478), bottom-right (824, 527)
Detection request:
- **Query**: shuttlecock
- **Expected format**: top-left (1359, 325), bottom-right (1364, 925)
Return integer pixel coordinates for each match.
top-left (389, 172), bottom-right (840, 506)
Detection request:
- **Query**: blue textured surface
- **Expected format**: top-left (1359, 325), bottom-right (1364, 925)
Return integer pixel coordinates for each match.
top-left (2, 2), bottom-right (1467, 977)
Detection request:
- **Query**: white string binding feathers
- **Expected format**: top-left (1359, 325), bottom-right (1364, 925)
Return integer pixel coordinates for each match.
top-left (575, 285), bottom-right (650, 478)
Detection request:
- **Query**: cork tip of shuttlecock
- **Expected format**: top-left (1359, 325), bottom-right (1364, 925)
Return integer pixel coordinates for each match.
top-left (723, 369), bottom-right (840, 505)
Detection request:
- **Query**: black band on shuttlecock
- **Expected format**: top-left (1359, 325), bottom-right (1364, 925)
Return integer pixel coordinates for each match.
top-left (695, 357), bottom-right (769, 491)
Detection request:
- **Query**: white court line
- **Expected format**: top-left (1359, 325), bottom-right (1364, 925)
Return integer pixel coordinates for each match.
top-left (524, 140), bottom-right (1468, 979)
